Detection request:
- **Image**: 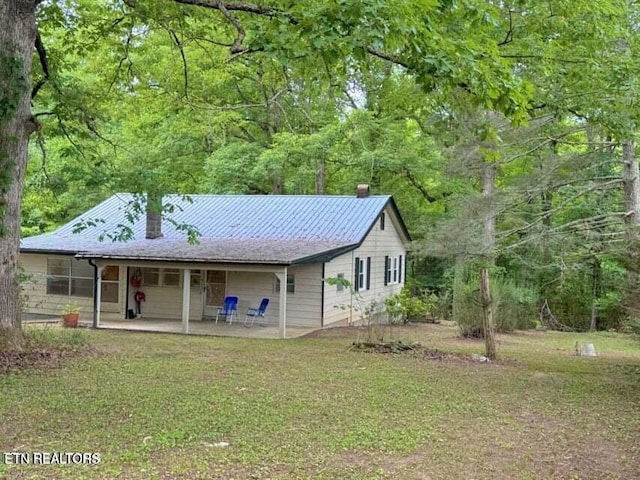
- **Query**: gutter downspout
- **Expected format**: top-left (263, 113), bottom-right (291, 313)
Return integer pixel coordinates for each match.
top-left (320, 263), bottom-right (325, 328)
top-left (88, 259), bottom-right (98, 329)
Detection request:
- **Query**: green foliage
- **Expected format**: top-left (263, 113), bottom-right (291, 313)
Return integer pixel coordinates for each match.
top-left (0, 53), bottom-right (26, 122)
top-left (454, 277), bottom-right (537, 337)
top-left (13, 0), bottom-right (640, 342)
top-left (385, 287), bottom-right (437, 324)
top-left (61, 300), bottom-right (80, 315)
top-left (0, 324), bottom-right (86, 352)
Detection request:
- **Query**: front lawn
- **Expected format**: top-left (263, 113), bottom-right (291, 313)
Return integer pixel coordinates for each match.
top-left (1, 323), bottom-right (639, 479)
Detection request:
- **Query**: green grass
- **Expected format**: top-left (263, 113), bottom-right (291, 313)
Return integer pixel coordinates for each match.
top-left (1, 323), bottom-right (639, 479)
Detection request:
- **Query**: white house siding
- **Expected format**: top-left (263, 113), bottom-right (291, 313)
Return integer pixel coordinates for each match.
top-left (108, 262), bottom-right (323, 325)
top-left (284, 264), bottom-right (323, 326)
top-left (323, 206), bottom-right (407, 326)
top-left (20, 253), bottom-right (94, 319)
top-left (225, 264), bottom-right (322, 326)
top-left (22, 226), bottom-right (387, 328)
top-left (118, 265), bottom-right (202, 321)
top-left (225, 271), bottom-right (276, 323)
top-left (21, 254), bottom-right (324, 326)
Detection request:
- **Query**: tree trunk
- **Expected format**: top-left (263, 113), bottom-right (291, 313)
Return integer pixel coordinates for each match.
top-left (590, 256), bottom-right (601, 332)
top-left (482, 164), bottom-right (496, 256)
top-left (622, 140), bottom-right (640, 322)
top-left (481, 163), bottom-right (497, 358)
top-left (479, 267), bottom-right (497, 360)
top-left (315, 157), bottom-right (326, 195)
top-left (0, 1), bottom-right (39, 336)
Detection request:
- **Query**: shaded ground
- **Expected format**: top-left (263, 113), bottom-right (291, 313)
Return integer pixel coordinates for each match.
top-left (1, 322), bottom-right (639, 479)
top-left (0, 326), bottom-right (91, 374)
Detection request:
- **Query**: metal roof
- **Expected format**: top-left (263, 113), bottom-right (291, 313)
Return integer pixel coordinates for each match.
top-left (21, 194), bottom-right (408, 265)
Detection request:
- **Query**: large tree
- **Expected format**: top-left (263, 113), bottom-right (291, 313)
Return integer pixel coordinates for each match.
top-left (0, 1), bottom-right (41, 338)
top-left (1, 0), bottom-right (529, 336)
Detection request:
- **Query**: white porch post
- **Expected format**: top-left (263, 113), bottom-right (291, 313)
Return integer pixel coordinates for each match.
top-left (182, 268), bottom-right (191, 334)
top-left (96, 265), bottom-right (104, 328)
top-left (276, 267), bottom-right (288, 339)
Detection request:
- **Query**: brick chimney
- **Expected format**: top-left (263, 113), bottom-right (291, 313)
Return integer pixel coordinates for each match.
top-left (146, 193), bottom-right (163, 239)
top-left (356, 184), bottom-right (370, 198)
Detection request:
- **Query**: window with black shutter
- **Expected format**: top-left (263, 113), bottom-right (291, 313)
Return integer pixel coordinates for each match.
top-left (366, 257), bottom-right (371, 290)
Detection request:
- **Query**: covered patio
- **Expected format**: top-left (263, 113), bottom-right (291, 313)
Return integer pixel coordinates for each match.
top-left (88, 261), bottom-right (300, 338)
top-left (77, 233), bottom-right (343, 339)
top-left (96, 316), bottom-right (318, 339)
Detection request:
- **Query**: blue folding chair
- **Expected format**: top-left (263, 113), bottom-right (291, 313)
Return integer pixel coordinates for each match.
top-left (244, 298), bottom-right (269, 327)
top-left (215, 296), bottom-right (238, 324)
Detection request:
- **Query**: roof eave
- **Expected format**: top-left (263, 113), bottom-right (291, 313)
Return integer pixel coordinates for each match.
top-left (74, 253), bottom-right (293, 266)
top-left (290, 244), bottom-right (359, 265)
top-left (21, 248), bottom-right (78, 256)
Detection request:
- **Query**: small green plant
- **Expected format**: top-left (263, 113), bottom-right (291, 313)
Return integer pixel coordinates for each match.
top-left (61, 301), bottom-right (80, 315)
top-left (324, 276), bottom-right (392, 342)
top-left (18, 325), bottom-right (86, 351)
top-left (385, 287), bottom-right (437, 324)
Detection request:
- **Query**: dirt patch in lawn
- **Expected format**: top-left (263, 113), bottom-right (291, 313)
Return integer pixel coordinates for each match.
top-left (302, 325), bottom-right (369, 339)
top-left (350, 340), bottom-right (515, 366)
top-left (0, 327), bottom-right (96, 374)
top-left (0, 347), bottom-right (93, 374)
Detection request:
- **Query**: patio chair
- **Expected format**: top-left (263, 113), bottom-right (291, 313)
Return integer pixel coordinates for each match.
top-left (215, 296), bottom-right (238, 324)
top-left (244, 298), bottom-right (269, 327)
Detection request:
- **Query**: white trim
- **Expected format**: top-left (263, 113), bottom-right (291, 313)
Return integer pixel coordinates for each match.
top-left (276, 268), bottom-right (288, 339)
top-left (96, 265), bottom-right (104, 328)
top-left (182, 269), bottom-right (190, 334)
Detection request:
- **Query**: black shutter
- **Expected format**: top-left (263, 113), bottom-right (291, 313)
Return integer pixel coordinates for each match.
top-left (384, 256), bottom-right (389, 286)
top-left (403, 254), bottom-right (407, 284)
top-left (399, 255), bottom-right (403, 285)
top-left (366, 257), bottom-right (371, 290)
top-left (354, 256), bottom-right (360, 292)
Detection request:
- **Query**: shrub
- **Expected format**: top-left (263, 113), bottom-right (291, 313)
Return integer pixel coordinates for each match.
top-left (454, 278), bottom-right (537, 337)
top-left (385, 287), bottom-right (437, 324)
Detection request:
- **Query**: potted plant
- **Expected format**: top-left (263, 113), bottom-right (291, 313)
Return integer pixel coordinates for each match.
top-left (61, 301), bottom-right (80, 328)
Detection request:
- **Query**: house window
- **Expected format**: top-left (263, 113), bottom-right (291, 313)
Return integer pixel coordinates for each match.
top-left (141, 268), bottom-right (180, 287)
top-left (393, 257), bottom-right (398, 283)
top-left (162, 268), bottom-right (180, 287)
top-left (275, 275), bottom-right (295, 294)
top-left (336, 273), bottom-right (345, 292)
top-left (380, 213), bottom-right (385, 230)
top-left (142, 268), bottom-right (160, 286)
top-left (101, 266), bottom-right (119, 303)
top-left (46, 258), bottom-right (93, 298)
top-left (190, 270), bottom-right (202, 287)
top-left (385, 255), bottom-right (402, 285)
top-left (354, 257), bottom-right (371, 291)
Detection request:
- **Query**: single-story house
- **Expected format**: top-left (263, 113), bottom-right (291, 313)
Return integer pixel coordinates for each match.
top-left (20, 186), bottom-right (411, 338)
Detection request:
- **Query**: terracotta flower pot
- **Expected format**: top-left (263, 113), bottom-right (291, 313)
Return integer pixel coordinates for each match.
top-left (62, 313), bottom-right (79, 328)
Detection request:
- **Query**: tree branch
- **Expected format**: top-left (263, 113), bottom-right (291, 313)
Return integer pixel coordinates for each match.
top-left (168, 29), bottom-right (190, 99)
top-left (173, 0), bottom-right (297, 24)
top-left (31, 29), bottom-right (50, 100)
top-left (215, 1), bottom-right (245, 53)
top-left (401, 168), bottom-right (450, 203)
top-left (366, 46), bottom-right (410, 69)
top-left (498, 10), bottom-right (514, 47)
top-left (500, 54), bottom-right (586, 64)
